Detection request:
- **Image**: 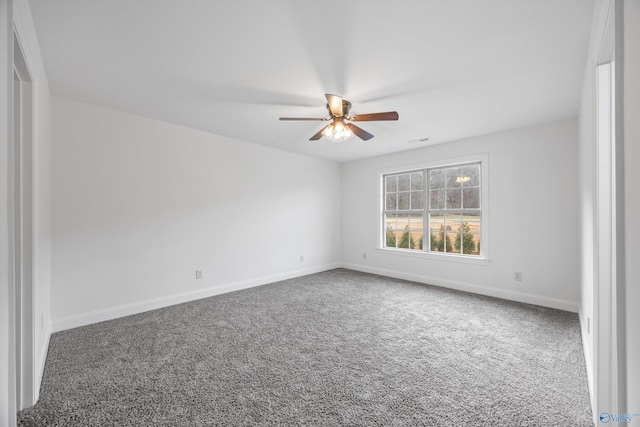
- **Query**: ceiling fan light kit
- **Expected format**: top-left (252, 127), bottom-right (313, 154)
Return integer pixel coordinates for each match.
top-left (279, 94), bottom-right (399, 142)
top-left (322, 117), bottom-right (353, 142)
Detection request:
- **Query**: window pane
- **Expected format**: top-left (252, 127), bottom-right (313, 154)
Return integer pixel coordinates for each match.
top-left (445, 214), bottom-right (461, 234)
top-left (446, 189), bottom-right (462, 209)
top-left (430, 231), bottom-right (440, 251)
top-left (411, 172), bottom-right (423, 190)
top-left (462, 164), bottom-right (480, 187)
top-left (384, 214), bottom-right (397, 248)
top-left (429, 214), bottom-right (444, 252)
top-left (397, 229), bottom-right (411, 248)
top-left (430, 169), bottom-right (444, 189)
top-left (398, 174), bottom-right (410, 191)
top-left (463, 188), bottom-right (480, 209)
top-left (414, 232), bottom-right (424, 250)
top-left (397, 214), bottom-right (412, 248)
top-left (445, 167), bottom-right (462, 188)
top-left (385, 214), bottom-right (396, 229)
top-left (463, 213), bottom-right (481, 235)
top-left (462, 234), bottom-right (479, 255)
top-left (409, 214), bottom-right (423, 232)
top-left (385, 193), bottom-right (397, 210)
top-left (398, 192), bottom-right (410, 210)
top-left (385, 175), bottom-right (397, 192)
top-left (455, 214), bottom-right (480, 255)
top-left (397, 213), bottom-right (409, 230)
top-left (430, 189), bottom-right (444, 209)
top-left (447, 232), bottom-right (461, 253)
top-left (410, 213), bottom-right (424, 250)
top-left (411, 191), bottom-right (423, 210)
top-left (429, 214), bottom-right (444, 232)
top-left (472, 234), bottom-right (481, 255)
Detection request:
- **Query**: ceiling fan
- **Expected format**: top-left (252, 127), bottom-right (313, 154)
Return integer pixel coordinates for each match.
top-left (279, 94), bottom-right (399, 142)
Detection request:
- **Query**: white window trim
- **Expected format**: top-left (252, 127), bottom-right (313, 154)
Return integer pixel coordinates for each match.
top-left (376, 154), bottom-right (490, 264)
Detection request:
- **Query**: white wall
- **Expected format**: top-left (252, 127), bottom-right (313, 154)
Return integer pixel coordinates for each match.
top-left (51, 97), bottom-right (341, 329)
top-left (623, 0), bottom-right (640, 414)
top-left (341, 119), bottom-right (580, 311)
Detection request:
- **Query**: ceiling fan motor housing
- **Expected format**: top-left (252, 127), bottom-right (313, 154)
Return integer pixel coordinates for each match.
top-left (326, 100), bottom-right (352, 118)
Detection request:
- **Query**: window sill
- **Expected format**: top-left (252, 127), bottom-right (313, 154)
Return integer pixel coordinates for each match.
top-left (375, 247), bottom-right (491, 265)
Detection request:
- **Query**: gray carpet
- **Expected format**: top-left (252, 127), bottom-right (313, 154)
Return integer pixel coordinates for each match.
top-left (18, 269), bottom-right (593, 426)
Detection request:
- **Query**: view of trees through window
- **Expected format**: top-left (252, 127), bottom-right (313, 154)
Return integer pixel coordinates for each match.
top-left (384, 162), bottom-right (481, 256)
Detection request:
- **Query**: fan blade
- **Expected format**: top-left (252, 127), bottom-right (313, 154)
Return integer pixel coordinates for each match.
top-left (310, 124), bottom-right (332, 140)
top-left (346, 123), bottom-right (374, 141)
top-left (279, 117), bottom-right (328, 121)
top-left (349, 111), bottom-right (399, 122)
top-left (325, 94), bottom-right (344, 117)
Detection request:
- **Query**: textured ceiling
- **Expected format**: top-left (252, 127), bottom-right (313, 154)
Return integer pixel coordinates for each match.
top-left (29, 0), bottom-right (595, 163)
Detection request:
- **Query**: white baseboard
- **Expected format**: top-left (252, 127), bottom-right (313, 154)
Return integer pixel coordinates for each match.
top-left (577, 305), bottom-right (595, 420)
top-left (38, 321), bottom-right (51, 379)
top-left (52, 263), bottom-right (342, 333)
top-left (341, 262), bottom-right (579, 313)
top-left (33, 320), bottom-right (52, 404)
top-left (50, 261), bottom-right (578, 331)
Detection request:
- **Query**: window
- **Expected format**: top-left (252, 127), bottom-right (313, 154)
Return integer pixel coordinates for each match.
top-left (382, 160), bottom-right (484, 258)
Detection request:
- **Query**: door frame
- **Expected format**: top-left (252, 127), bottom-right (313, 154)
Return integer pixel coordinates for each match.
top-left (11, 25), bottom-right (36, 410)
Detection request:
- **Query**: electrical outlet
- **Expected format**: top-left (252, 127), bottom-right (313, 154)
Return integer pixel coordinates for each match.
top-left (299, 255), bottom-right (304, 262)
top-left (514, 272), bottom-right (522, 281)
top-left (195, 270), bottom-right (203, 280)
top-left (362, 252), bottom-right (367, 259)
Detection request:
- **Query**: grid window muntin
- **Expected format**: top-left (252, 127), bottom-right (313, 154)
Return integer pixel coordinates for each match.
top-left (384, 171), bottom-right (424, 250)
top-left (383, 162), bottom-right (482, 257)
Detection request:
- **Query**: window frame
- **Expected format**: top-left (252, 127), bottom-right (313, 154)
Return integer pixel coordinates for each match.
top-left (377, 154), bottom-right (490, 265)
